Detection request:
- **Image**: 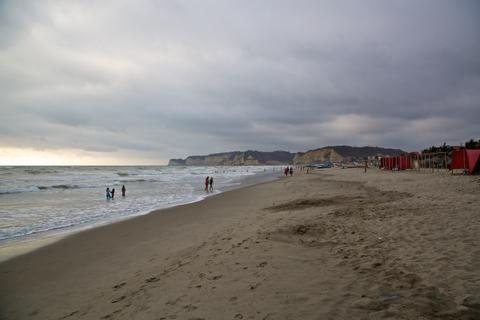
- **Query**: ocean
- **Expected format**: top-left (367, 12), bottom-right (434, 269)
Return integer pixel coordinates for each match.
top-left (0, 165), bottom-right (279, 245)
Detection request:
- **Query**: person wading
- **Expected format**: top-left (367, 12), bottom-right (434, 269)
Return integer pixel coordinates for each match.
top-left (205, 176), bottom-right (210, 191)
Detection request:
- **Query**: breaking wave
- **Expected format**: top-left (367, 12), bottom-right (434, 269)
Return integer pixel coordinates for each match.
top-left (117, 172), bottom-right (130, 176)
top-left (38, 184), bottom-right (81, 190)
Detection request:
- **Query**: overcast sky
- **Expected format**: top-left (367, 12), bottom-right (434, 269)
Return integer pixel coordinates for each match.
top-left (1, 0), bottom-right (479, 164)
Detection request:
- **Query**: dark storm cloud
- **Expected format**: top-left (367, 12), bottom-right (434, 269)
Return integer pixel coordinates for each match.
top-left (0, 0), bottom-right (479, 163)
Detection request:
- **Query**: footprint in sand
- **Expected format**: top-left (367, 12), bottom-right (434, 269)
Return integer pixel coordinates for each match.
top-left (111, 295), bottom-right (126, 304)
top-left (59, 310), bottom-right (78, 319)
top-left (101, 309), bottom-right (121, 319)
top-left (249, 283), bottom-right (259, 290)
top-left (183, 304), bottom-right (198, 312)
top-left (145, 276), bottom-right (160, 283)
top-left (166, 296), bottom-right (185, 306)
top-left (112, 282), bottom-right (126, 290)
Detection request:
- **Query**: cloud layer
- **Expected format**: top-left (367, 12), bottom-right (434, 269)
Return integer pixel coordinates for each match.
top-left (1, 0), bottom-right (479, 164)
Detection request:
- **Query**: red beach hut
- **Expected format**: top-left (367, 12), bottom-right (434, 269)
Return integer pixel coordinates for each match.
top-left (450, 148), bottom-right (480, 175)
top-left (397, 155), bottom-right (407, 170)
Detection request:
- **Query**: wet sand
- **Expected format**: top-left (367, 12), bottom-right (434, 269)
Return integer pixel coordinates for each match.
top-left (1, 168), bottom-right (479, 319)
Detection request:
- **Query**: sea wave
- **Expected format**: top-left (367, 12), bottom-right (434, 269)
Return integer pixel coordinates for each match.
top-left (0, 184), bottom-right (86, 194)
top-left (117, 179), bottom-right (160, 183)
top-left (24, 169), bottom-right (58, 175)
top-left (0, 187), bottom-right (40, 195)
top-left (117, 172), bottom-right (130, 176)
top-left (38, 184), bottom-right (81, 190)
top-left (0, 221), bottom-right (79, 242)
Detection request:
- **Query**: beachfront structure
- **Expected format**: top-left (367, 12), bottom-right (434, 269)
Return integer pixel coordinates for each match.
top-left (449, 148), bottom-right (480, 175)
top-left (379, 148), bottom-right (480, 175)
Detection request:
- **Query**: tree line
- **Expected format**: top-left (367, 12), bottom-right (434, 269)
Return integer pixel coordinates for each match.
top-left (422, 139), bottom-right (480, 153)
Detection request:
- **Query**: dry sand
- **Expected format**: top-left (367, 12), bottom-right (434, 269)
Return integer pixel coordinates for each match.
top-left (1, 168), bottom-right (479, 320)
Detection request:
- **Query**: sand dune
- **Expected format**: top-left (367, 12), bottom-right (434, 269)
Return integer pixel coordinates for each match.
top-left (1, 168), bottom-right (479, 319)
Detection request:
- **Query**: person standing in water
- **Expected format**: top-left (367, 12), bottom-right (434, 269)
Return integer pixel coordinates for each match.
top-left (111, 188), bottom-right (115, 199)
top-left (106, 187), bottom-right (111, 200)
top-left (122, 185), bottom-right (126, 197)
top-left (205, 176), bottom-right (210, 191)
top-left (209, 176), bottom-right (214, 191)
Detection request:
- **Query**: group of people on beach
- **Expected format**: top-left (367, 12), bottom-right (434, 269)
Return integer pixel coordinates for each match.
top-left (106, 185), bottom-right (126, 200)
top-left (205, 176), bottom-right (214, 192)
top-left (284, 167), bottom-right (294, 176)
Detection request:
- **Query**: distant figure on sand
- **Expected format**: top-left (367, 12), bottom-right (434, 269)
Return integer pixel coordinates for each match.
top-left (205, 176), bottom-right (210, 191)
top-left (106, 187), bottom-right (111, 200)
top-left (289, 167), bottom-right (293, 176)
top-left (122, 185), bottom-right (126, 197)
top-left (111, 188), bottom-right (115, 199)
top-left (284, 167), bottom-right (288, 176)
top-left (209, 176), bottom-right (214, 191)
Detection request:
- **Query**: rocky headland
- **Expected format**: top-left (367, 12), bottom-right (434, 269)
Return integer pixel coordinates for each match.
top-left (168, 146), bottom-right (404, 166)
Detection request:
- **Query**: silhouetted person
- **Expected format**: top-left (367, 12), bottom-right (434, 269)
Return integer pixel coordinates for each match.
top-left (122, 185), bottom-right (126, 197)
top-left (106, 187), bottom-right (111, 200)
top-left (289, 167), bottom-right (293, 176)
top-left (205, 176), bottom-right (210, 191)
top-left (111, 188), bottom-right (115, 199)
top-left (209, 176), bottom-right (214, 191)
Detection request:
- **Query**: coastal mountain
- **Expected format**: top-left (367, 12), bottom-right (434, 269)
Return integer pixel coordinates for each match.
top-left (292, 147), bottom-right (343, 164)
top-left (168, 146), bottom-right (405, 166)
top-left (169, 150), bottom-right (294, 166)
top-left (293, 146), bottom-right (404, 164)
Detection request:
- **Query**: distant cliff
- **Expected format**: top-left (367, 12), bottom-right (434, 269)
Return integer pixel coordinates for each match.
top-left (168, 146), bottom-right (405, 166)
top-left (293, 146), bottom-right (404, 165)
top-left (293, 148), bottom-right (343, 164)
top-left (168, 150), bottom-right (294, 166)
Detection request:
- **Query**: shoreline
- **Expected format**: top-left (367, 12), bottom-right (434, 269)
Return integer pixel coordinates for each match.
top-left (1, 168), bottom-right (478, 319)
top-left (0, 169), bottom-right (282, 263)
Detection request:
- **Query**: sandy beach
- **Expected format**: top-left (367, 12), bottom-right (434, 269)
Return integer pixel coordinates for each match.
top-left (1, 168), bottom-right (479, 320)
